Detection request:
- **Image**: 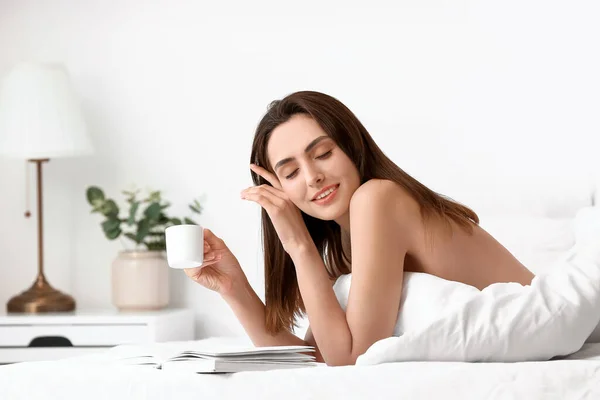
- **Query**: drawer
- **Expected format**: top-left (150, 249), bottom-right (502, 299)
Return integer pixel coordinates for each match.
top-left (0, 324), bottom-right (150, 347)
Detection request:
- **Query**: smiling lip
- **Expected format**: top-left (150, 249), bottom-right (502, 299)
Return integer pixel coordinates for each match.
top-left (311, 184), bottom-right (340, 202)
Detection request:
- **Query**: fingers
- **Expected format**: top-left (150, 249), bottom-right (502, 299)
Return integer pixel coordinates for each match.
top-left (204, 240), bottom-right (213, 258)
top-left (203, 238), bottom-right (221, 262)
top-left (183, 228), bottom-right (223, 280)
top-left (203, 228), bottom-right (217, 242)
top-left (241, 190), bottom-right (279, 214)
top-left (201, 252), bottom-right (222, 267)
top-left (183, 252), bottom-right (222, 278)
top-left (203, 228), bottom-right (224, 248)
top-left (250, 164), bottom-right (282, 190)
top-left (241, 184), bottom-right (287, 203)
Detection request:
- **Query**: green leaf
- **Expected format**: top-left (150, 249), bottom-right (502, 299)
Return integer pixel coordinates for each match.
top-left (102, 218), bottom-right (120, 232)
top-left (189, 204), bottom-right (202, 214)
top-left (86, 187), bottom-right (105, 206)
top-left (184, 217), bottom-right (197, 225)
top-left (122, 189), bottom-right (140, 204)
top-left (101, 200), bottom-right (119, 218)
top-left (103, 226), bottom-right (121, 240)
top-left (146, 240), bottom-right (166, 251)
top-left (136, 219), bottom-right (151, 242)
top-left (101, 218), bottom-right (121, 240)
top-left (127, 201), bottom-right (139, 225)
top-left (144, 202), bottom-right (162, 221)
top-left (144, 190), bottom-right (161, 203)
top-left (146, 232), bottom-right (165, 237)
top-left (170, 218), bottom-right (182, 225)
top-left (124, 233), bottom-right (138, 243)
top-left (157, 213), bottom-right (170, 224)
top-left (105, 228), bottom-right (121, 240)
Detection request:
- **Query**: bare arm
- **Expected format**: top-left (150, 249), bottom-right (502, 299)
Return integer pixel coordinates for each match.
top-left (221, 279), bottom-right (325, 362)
top-left (291, 180), bottom-right (414, 366)
top-left (221, 279), bottom-right (305, 346)
top-left (303, 327), bottom-right (323, 362)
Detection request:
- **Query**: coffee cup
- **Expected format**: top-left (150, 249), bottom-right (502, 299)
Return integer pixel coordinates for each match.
top-left (165, 224), bottom-right (204, 269)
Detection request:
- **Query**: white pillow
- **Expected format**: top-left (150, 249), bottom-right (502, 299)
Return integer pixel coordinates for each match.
top-left (575, 206), bottom-right (600, 246)
top-left (333, 272), bottom-right (480, 336)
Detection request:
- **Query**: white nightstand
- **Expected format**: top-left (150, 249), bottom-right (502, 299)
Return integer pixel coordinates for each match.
top-left (0, 308), bottom-right (194, 364)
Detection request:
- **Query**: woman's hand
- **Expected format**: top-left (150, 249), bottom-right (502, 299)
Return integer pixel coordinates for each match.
top-left (184, 228), bottom-right (248, 297)
top-left (242, 164), bottom-right (312, 254)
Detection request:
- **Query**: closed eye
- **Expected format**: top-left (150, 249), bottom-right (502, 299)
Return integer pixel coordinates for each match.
top-left (284, 150), bottom-right (332, 180)
top-left (285, 169), bottom-right (299, 179)
top-left (316, 150), bottom-right (332, 159)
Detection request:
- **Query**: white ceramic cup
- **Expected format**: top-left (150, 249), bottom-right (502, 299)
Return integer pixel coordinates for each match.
top-left (165, 224), bottom-right (204, 269)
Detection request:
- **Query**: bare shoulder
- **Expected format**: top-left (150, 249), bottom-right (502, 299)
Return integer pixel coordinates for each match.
top-left (349, 179), bottom-right (423, 242)
top-left (349, 179), bottom-right (420, 219)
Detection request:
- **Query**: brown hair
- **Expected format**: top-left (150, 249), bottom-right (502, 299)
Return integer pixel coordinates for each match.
top-left (250, 91), bottom-right (478, 334)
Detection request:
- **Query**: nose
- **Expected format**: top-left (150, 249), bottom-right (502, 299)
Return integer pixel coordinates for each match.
top-left (305, 164), bottom-right (325, 187)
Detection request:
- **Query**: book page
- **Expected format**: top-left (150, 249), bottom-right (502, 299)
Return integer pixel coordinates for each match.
top-left (104, 337), bottom-right (315, 367)
top-left (172, 344), bottom-right (315, 358)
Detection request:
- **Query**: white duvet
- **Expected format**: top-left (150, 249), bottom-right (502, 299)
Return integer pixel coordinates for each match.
top-left (332, 242), bottom-right (600, 365)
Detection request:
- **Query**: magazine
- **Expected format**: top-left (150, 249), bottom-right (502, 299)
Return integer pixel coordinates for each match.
top-left (114, 343), bottom-right (319, 373)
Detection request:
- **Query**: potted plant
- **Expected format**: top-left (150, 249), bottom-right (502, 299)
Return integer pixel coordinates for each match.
top-left (86, 186), bottom-right (203, 311)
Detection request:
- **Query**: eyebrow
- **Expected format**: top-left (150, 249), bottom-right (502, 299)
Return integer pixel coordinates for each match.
top-left (273, 135), bottom-right (331, 171)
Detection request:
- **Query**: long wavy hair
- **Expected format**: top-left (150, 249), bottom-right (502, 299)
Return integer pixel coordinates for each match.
top-left (250, 91), bottom-right (479, 334)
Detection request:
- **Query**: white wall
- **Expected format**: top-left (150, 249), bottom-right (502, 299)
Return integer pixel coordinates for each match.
top-left (1, 0), bottom-right (599, 338)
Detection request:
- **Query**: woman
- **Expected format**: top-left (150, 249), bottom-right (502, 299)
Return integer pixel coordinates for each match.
top-left (184, 91), bottom-right (535, 366)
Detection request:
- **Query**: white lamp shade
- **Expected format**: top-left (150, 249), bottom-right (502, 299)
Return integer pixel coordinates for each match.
top-left (0, 62), bottom-right (93, 159)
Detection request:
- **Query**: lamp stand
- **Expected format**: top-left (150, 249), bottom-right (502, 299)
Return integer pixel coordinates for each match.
top-left (7, 159), bottom-right (76, 313)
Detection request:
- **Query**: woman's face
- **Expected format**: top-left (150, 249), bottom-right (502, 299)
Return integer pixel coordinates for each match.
top-left (266, 114), bottom-right (361, 226)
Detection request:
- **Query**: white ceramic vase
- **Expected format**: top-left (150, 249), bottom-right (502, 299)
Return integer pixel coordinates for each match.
top-left (111, 250), bottom-right (169, 311)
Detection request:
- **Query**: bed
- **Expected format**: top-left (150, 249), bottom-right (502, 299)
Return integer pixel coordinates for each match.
top-left (2, 176), bottom-right (600, 398)
top-left (0, 340), bottom-right (599, 399)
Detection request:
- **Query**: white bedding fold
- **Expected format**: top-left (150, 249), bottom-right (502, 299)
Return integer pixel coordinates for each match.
top-left (330, 243), bottom-right (600, 365)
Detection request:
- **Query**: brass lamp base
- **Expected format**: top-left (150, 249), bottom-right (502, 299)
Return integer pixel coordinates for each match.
top-left (7, 159), bottom-right (77, 314)
top-left (7, 276), bottom-right (75, 313)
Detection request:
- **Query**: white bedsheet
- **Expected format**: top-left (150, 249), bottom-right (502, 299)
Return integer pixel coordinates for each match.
top-left (1, 340), bottom-right (600, 400)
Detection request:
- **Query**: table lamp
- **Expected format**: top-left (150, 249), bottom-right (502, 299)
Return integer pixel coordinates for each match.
top-left (0, 62), bottom-right (93, 313)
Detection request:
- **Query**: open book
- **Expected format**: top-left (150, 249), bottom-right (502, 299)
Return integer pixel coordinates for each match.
top-left (115, 343), bottom-right (319, 374)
